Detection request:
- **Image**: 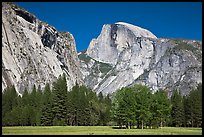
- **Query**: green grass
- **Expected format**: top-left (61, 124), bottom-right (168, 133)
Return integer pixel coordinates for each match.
top-left (2, 126), bottom-right (202, 135)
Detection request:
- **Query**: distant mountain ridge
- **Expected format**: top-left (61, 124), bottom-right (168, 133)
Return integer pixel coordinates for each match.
top-left (79, 22), bottom-right (202, 96)
top-left (2, 2), bottom-right (202, 97)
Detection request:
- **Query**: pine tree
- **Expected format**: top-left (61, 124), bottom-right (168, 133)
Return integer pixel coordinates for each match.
top-left (171, 89), bottom-right (184, 127)
top-left (28, 85), bottom-right (36, 125)
top-left (103, 94), bottom-right (112, 125)
top-left (22, 88), bottom-right (29, 106)
top-left (2, 85), bottom-right (19, 126)
top-left (133, 85), bottom-right (152, 129)
top-left (41, 83), bottom-right (54, 126)
top-left (111, 87), bottom-right (137, 129)
top-left (183, 95), bottom-right (191, 127)
top-left (84, 86), bottom-right (100, 126)
top-left (185, 84), bottom-right (202, 127)
top-left (52, 74), bottom-right (67, 125)
top-left (67, 82), bottom-right (80, 126)
top-left (193, 84), bottom-right (202, 127)
top-left (35, 85), bottom-right (43, 126)
top-left (2, 85), bottom-right (18, 115)
top-left (152, 90), bottom-right (171, 128)
top-left (42, 83), bottom-right (52, 105)
top-left (98, 93), bottom-right (112, 126)
top-left (41, 103), bottom-right (53, 126)
top-left (149, 93), bottom-right (160, 128)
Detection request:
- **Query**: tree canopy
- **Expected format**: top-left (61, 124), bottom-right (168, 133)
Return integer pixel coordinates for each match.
top-left (2, 78), bottom-right (202, 128)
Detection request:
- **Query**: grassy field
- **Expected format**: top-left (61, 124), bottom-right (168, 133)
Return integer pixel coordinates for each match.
top-left (2, 126), bottom-right (202, 135)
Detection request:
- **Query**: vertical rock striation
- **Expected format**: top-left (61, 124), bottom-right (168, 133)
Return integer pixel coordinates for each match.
top-left (80, 22), bottom-right (202, 96)
top-left (2, 2), bottom-right (83, 95)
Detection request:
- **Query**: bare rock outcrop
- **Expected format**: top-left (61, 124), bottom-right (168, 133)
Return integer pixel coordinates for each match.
top-left (2, 2), bottom-right (83, 95)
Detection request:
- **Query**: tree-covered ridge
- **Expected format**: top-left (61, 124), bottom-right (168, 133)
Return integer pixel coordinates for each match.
top-left (2, 75), bottom-right (202, 128)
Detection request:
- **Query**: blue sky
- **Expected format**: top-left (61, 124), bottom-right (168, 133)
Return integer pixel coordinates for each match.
top-left (15, 2), bottom-right (202, 52)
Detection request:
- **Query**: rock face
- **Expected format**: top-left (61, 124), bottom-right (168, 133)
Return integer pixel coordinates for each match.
top-left (80, 22), bottom-right (202, 96)
top-left (2, 2), bottom-right (202, 97)
top-left (2, 3), bottom-right (83, 95)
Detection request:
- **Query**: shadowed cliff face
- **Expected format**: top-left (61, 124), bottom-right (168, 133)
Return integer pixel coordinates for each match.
top-left (80, 22), bottom-right (202, 96)
top-left (2, 2), bottom-right (83, 95)
top-left (2, 3), bottom-right (202, 97)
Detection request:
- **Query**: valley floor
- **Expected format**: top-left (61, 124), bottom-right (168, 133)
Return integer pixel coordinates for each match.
top-left (2, 126), bottom-right (202, 135)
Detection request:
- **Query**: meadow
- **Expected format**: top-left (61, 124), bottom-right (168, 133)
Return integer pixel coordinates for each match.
top-left (2, 126), bottom-right (202, 135)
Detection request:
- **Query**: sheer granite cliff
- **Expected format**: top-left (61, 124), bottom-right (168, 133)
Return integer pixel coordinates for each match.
top-left (2, 3), bottom-right (83, 95)
top-left (79, 22), bottom-right (202, 96)
top-left (2, 3), bottom-right (202, 97)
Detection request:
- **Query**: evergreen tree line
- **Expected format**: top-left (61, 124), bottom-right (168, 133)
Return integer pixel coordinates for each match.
top-left (2, 74), bottom-right (111, 126)
top-left (111, 84), bottom-right (202, 129)
top-left (2, 74), bottom-right (202, 128)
